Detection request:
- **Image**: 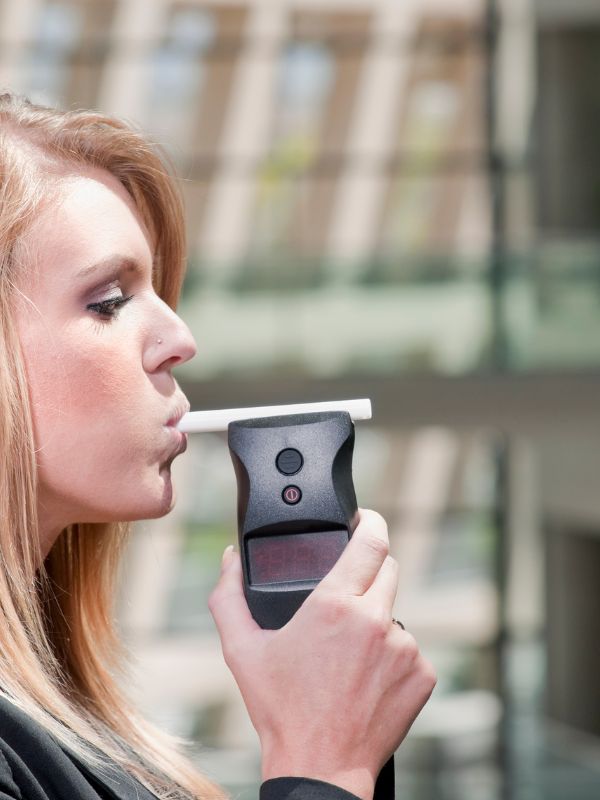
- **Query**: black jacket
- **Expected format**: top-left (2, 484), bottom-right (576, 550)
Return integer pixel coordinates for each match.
top-left (0, 696), bottom-right (359, 800)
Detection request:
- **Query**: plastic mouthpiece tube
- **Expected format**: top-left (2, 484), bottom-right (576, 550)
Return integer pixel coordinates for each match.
top-left (177, 398), bottom-right (372, 433)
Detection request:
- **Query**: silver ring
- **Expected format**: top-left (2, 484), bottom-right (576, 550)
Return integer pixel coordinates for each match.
top-left (392, 618), bottom-right (405, 630)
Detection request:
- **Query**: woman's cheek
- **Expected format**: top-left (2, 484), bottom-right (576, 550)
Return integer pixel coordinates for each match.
top-left (60, 333), bottom-right (137, 409)
top-left (30, 339), bottom-right (136, 464)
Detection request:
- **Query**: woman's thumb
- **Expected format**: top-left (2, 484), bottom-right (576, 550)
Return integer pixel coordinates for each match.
top-left (208, 546), bottom-right (260, 656)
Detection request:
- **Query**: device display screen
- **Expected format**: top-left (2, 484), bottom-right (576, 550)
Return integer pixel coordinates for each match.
top-left (247, 529), bottom-right (349, 585)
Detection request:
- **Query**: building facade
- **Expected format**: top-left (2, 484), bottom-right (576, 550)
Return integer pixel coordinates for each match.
top-left (1, 1), bottom-right (599, 797)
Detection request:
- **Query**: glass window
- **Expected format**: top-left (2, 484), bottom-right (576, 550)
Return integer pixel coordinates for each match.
top-left (26, 1), bottom-right (82, 108)
top-left (249, 40), bottom-right (335, 263)
top-left (145, 5), bottom-right (216, 154)
top-left (378, 19), bottom-right (488, 266)
top-left (275, 40), bottom-right (335, 145)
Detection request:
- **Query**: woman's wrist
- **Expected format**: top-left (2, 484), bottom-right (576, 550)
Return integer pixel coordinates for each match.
top-left (261, 776), bottom-right (368, 800)
top-left (261, 750), bottom-right (375, 800)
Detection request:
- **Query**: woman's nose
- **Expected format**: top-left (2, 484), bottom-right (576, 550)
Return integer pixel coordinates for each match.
top-left (145, 300), bottom-right (197, 371)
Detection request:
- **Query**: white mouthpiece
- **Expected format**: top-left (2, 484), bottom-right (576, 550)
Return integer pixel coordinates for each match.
top-left (177, 398), bottom-right (372, 433)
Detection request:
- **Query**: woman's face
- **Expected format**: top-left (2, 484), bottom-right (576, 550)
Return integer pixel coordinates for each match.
top-left (14, 165), bottom-right (197, 555)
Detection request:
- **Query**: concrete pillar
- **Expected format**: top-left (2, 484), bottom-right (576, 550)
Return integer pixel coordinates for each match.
top-left (498, 0), bottom-right (536, 160)
top-left (325, 0), bottom-right (418, 280)
top-left (0, 0), bottom-right (44, 93)
top-left (391, 427), bottom-right (459, 597)
top-left (506, 437), bottom-right (543, 634)
top-left (96, 0), bottom-right (170, 122)
top-left (198, 1), bottom-right (289, 280)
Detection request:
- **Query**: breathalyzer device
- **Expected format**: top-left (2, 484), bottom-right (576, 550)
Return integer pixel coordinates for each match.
top-left (227, 409), bottom-right (358, 629)
top-left (178, 398), bottom-right (395, 798)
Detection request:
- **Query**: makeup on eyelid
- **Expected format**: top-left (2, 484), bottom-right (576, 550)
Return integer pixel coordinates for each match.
top-left (86, 294), bottom-right (134, 318)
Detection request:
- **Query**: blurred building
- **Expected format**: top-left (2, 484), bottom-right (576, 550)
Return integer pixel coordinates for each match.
top-left (1, 0), bottom-right (599, 798)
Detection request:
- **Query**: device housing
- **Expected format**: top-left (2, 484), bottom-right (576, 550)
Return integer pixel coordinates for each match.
top-left (227, 410), bottom-right (359, 629)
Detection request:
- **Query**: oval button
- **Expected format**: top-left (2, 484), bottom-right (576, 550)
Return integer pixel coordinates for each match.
top-left (276, 448), bottom-right (303, 475)
top-left (282, 485), bottom-right (302, 505)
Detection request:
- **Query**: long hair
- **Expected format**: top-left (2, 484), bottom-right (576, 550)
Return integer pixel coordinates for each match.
top-left (0, 91), bottom-right (226, 800)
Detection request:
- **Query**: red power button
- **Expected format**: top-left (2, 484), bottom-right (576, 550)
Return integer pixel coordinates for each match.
top-left (282, 485), bottom-right (302, 505)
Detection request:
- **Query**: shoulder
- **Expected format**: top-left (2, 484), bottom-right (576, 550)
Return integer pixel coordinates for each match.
top-left (0, 694), bottom-right (64, 760)
top-left (0, 745), bottom-right (21, 799)
top-left (0, 695), bottom-right (103, 800)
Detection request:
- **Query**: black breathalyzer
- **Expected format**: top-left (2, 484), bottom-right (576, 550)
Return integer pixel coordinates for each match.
top-left (227, 410), bottom-right (358, 629)
top-left (227, 408), bottom-right (395, 800)
top-left (177, 399), bottom-right (395, 798)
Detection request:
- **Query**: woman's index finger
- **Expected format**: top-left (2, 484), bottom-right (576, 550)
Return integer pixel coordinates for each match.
top-left (318, 508), bottom-right (390, 596)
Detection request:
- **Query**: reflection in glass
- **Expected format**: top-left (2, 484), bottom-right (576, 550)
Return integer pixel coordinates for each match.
top-left (146, 6), bottom-right (216, 153)
top-left (26, 1), bottom-right (82, 108)
top-left (250, 41), bottom-right (335, 258)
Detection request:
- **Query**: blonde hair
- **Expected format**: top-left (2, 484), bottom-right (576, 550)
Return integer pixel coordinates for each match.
top-left (0, 92), bottom-right (226, 800)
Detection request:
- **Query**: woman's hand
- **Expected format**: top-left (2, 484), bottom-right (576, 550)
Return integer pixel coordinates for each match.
top-left (208, 508), bottom-right (436, 800)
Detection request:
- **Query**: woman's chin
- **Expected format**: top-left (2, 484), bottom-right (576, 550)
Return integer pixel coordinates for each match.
top-left (105, 467), bottom-right (178, 521)
top-left (94, 463), bottom-right (180, 521)
top-left (157, 465), bottom-right (177, 514)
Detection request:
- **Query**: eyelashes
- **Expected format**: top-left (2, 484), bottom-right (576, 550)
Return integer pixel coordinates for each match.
top-left (86, 294), bottom-right (134, 321)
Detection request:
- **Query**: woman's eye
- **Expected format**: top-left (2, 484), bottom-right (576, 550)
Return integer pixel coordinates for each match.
top-left (86, 294), bottom-right (134, 320)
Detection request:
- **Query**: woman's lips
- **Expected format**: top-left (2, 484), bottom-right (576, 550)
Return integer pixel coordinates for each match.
top-left (162, 426), bottom-right (188, 466)
top-left (169, 426), bottom-right (188, 454)
top-left (165, 400), bottom-right (191, 428)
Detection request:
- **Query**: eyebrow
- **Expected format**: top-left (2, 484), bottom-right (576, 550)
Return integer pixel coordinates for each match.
top-left (75, 254), bottom-right (148, 282)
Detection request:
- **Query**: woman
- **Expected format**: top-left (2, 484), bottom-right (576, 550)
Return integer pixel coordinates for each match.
top-left (0, 92), bottom-right (436, 800)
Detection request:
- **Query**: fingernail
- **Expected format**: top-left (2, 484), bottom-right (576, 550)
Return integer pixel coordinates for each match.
top-left (221, 544), bottom-right (235, 572)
